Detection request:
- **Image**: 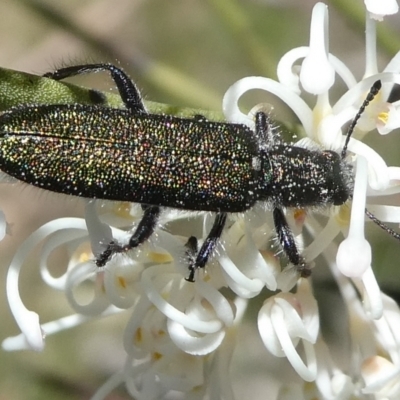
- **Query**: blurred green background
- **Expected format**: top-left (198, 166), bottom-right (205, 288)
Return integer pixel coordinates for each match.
top-left (0, 0), bottom-right (400, 399)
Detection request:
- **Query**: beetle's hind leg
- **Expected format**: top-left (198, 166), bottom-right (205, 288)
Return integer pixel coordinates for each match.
top-left (43, 63), bottom-right (146, 113)
top-left (185, 212), bottom-right (227, 282)
top-left (272, 207), bottom-right (311, 277)
top-left (96, 205), bottom-right (160, 267)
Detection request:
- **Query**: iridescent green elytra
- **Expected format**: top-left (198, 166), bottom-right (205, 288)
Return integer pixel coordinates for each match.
top-left (0, 103), bottom-right (259, 213)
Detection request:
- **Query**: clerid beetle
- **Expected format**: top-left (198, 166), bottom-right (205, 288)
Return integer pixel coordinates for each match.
top-left (0, 63), bottom-right (384, 281)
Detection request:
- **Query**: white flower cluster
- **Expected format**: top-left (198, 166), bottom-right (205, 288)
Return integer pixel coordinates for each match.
top-left (3, 1), bottom-right (400, 399)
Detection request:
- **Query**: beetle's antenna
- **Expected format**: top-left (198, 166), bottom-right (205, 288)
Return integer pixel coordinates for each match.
top-left (341, 80), bottom-right (382, 159)
top-left (365, 209), bottom-right (400, 241)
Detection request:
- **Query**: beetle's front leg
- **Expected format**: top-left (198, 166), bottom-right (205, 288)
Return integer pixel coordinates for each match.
top-left (272, 207), bottom-right (311, 277)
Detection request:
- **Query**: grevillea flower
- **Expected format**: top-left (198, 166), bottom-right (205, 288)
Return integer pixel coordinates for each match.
top-left (3, 2), bottom-right (400, 399)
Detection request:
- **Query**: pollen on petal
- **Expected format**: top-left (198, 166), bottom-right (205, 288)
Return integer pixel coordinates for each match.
top-left (110, 202), bottom-right (139, 220)
top-left (117, 276), bottom-right (127, 289)
top-left (135, 327), bottom-right (142, 343)
top-left (148, 251), bottom-right (173, 263)
top-left (294, 209), bottom-right (306, 226)
top-left (377, 111), bottom-right (389, 125)
top-left (335, 205), bottom-right (351, 228)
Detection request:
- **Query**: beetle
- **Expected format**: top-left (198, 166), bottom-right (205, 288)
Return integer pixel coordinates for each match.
top-left (0, 63), bottom-right (383, 281)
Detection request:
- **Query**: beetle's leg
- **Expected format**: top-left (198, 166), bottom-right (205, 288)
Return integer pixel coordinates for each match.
top-left (184, 236), bottom-right (198, 273)
top-left (186, 212), bottom-right (227, 282)
top-left (255, 111), bottom-right (279, 144)
top-left (272, 207), bottom-right (311, 277)
top-left (43, 63), bottom-right (146, 113)
top-left (96, 205), bottom-right (160, 267)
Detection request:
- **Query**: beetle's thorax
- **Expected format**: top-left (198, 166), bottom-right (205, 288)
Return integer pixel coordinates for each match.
top-left (256, 145), bottom-right (353, 208)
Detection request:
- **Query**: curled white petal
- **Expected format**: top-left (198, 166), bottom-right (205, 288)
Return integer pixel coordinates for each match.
top-left (260, 303), bottom-right (317, 381)
top-left (258, 281), bottom-right (319, 381)
top-left (273, 298), bottom-right (316, 342)
top-left (39, 225), bottom-right (88, 290)
top-left (328, 55), bottom-right (358, 88)
top-left (141, 265), bottom-right (223, 334)
top-left (225, 216), bottom-right (278, 290)
top-left (222, 76), bottom-right (313, 136)
top-left (167, 318), bottom-right (225, 355)
top-left (194, 279), bottom-right (235, 326)
top-left (4, 218), bottom-right (87, 351)
top-left (4, 306), bottom-right (121, 353)
top-left (277, 50), bottom-right (356, 99)
top-left (277, 46), bottom-right (308, 94)
top-left (2, 311), bottom-right (43, 352)
top-left (65, 263), bottom-right (110, 316)
top-left (219, 254), bottom-right (264, 298)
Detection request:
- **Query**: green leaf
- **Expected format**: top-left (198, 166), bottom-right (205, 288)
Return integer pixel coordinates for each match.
top-left (0, 67), bottom-right (224, 121)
